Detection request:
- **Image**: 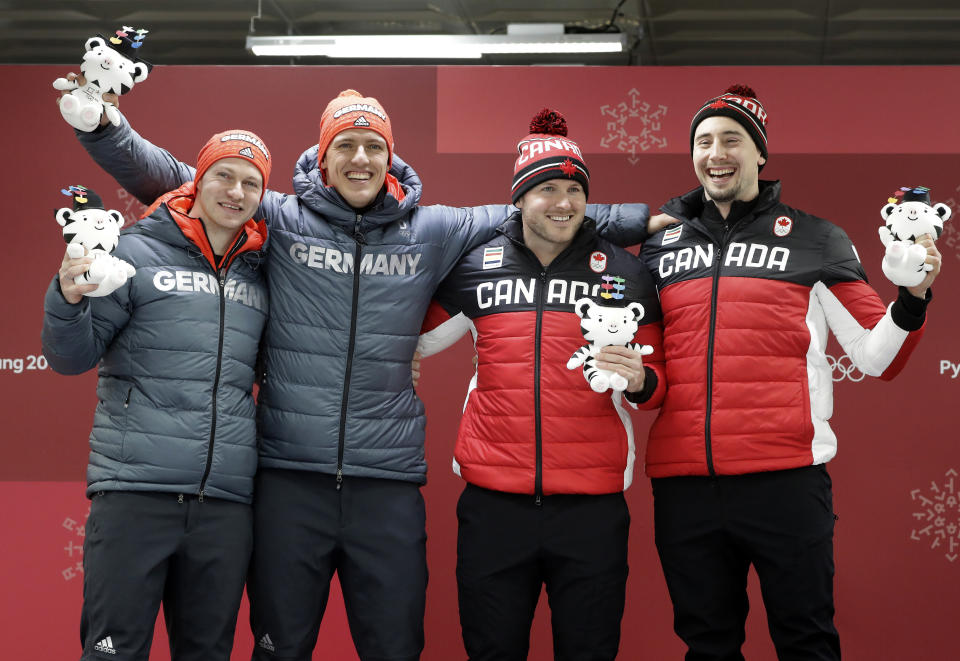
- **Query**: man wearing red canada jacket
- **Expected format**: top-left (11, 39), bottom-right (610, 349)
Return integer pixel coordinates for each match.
top-left (420, 109), bottom-right (666, 661)
top-left (640, 85), bottom-right (941, 660)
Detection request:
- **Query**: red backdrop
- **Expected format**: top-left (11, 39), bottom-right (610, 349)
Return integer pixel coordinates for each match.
top-left (2, 64), bottom-right (958, 660)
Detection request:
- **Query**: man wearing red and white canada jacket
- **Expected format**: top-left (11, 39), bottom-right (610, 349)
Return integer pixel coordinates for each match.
top-left (419, 110), bottom-right (665, 661)
top-left (641, 85), bottom-right (941, 661)
top-left (643, 180), bottom-right (927, 477)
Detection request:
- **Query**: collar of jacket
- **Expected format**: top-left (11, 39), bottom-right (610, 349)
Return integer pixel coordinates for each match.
top-left (664, 179), bottom-right (782, 224)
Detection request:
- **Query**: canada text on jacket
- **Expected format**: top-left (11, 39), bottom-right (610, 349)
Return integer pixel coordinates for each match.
top-left (477, 278), bottom-right (607, 309)
top-left (657, 242), bottom-right (790, 278)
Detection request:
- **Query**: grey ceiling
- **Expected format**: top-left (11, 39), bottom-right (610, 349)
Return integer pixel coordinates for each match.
top-left (4, 0), bottom-right (960, 66)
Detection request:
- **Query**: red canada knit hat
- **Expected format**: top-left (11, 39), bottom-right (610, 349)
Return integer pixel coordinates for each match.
top-left (511, 108), bottom-right (589, 204)
top-left (690, 84), bottom-right (768, 169)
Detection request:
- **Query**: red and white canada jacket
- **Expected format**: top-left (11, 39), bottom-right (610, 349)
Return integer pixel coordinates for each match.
top-left (640, 181), bottom-right (928, 478)
top-left (420, 215), bottom-right (666, 496)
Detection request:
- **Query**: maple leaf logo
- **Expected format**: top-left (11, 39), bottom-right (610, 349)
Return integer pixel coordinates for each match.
top-left (708, 100), bottom-right (727, 109)
top-left (559, 158), bottom-right (577, 177)
top-left (773, 215), bottom-right (793, 237)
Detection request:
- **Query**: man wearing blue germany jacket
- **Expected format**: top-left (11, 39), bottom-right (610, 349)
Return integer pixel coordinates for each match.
top-left (43, 131), bottom-right (271, 661)
top-left (68, 86), bottom-right (657, 661)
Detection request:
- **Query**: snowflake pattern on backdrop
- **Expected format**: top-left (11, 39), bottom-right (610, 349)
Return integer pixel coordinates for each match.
top-left (936, 185), bottom-right (960, 264)
top-left (116, 187), bottom-right (147, 227)
top-left (61, 504), bottom-right (91, 581)
top-left (910, 468), bottom-right (960, 563)
top-left (599, 90), bottom-right (668, 165)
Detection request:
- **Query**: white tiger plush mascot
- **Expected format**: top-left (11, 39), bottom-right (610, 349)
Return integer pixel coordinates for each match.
top-left (55, 185), bottom-right (135, 297)
top-left (53, 27), bottom-right (151, 132)
top-left (878, 185), bottom-right (951, 287)
top-left (567, 297), bottom-right (654, 393)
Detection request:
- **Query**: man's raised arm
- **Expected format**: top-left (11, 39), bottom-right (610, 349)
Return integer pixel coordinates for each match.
top-left (77, 117), bottom-right (195, 205)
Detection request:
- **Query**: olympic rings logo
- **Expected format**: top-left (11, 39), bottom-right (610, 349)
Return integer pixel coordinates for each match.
top-left (825, 354), bottom-right (866, 382)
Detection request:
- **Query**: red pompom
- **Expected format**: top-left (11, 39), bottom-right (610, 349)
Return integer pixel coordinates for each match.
top-left (725, 84), bottom-right (758, 99)
top-left (529, 108), bottom-right (568, 136)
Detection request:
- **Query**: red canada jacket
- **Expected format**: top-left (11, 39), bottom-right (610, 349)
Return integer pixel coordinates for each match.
top-left (639, 181), bottom-right (928, 478)
top-left (420, 215), bottom-right (666, 496)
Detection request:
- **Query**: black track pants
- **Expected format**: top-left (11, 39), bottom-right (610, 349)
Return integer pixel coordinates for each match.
top-left (456, 484), bottom-right (630, 661)
top-left (248, 469), bottom-right (427, 661)
top-left (652, 466), bottom-right (840, 661)
top-left (80, 491), bottom-right (252, 661)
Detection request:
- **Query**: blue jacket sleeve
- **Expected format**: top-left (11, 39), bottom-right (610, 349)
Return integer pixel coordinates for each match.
top-left (426, 204), bottom-right (513, 279)
top-left (78, 116), bottom-right (286, 217)
top-left (41, 277), bottom-right (132, 375)
top-left (77, 117), bottom-right (195, 206)
top-left (587, 203), bottom-right (651, 246)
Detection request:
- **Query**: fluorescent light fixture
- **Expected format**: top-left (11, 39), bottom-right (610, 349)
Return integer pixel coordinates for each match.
top-left (480, 37), bottom-right (624, 55)
top-left (246, 32), bottom-right (625, 59)
top-left (248, 35), bottom-right (481, 59)
top-left (506, 23), bottom-right (564, 36)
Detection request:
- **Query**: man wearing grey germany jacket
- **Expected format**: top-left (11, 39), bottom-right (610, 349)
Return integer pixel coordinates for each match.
top-left (43, 130), bottom-right (272, 661)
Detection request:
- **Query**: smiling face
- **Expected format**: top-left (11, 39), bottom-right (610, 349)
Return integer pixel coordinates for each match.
top-left (320, 129), bottom-right (389, 210)
top-left (515, 178), bottom-right (587, 265)
top-left (191, 157), bottom-right (263, 252)
top-left (692, 115), bottom-right (766, 215)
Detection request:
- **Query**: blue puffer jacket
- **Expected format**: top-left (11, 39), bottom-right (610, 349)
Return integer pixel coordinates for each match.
top-left (42, 201), bottom-right (269, 503)
top-left (78, 119), bottom-right (650, 484)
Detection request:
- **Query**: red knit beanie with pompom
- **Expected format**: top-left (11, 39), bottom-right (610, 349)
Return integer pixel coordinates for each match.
top-left (690, 84), bottom-right (768, 169)
top-left (511, 108), bottom-right (589, 204)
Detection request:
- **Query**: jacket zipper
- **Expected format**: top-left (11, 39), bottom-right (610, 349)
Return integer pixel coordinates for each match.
top-left (533, 268), bottom-right (547, 506)
top-left (336, 213), bottom-right (366, 490)
top-left (704, 239), bottom-right (722, 477)
top-left (198, 234), bottom-right (246, 502)
top-left (509, 227), bottom-right (585, 505)
top-left (703, 216), bottom-right (747, 477)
